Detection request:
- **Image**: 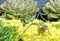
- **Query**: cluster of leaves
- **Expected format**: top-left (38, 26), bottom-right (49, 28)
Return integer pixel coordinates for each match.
top-left (0, 20), bottom-right (20, 41)
top-left (0, 0), bottom-right (39, 24)
top-left (42, 0), bottom-right (60, 20)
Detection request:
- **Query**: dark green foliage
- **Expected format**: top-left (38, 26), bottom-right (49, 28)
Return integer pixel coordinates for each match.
top-left (0, 21), bottom-right (20, 41)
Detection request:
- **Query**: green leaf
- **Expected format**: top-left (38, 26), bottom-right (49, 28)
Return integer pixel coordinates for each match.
top-left (48, 14), bottom-right (58, 19)
top-left (24, 14), bottom-right (37, 23)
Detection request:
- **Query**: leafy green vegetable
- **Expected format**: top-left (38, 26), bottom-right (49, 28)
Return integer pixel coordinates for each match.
top-left (42, 0), bottom-right (60, 20)
top-left (0, 0), bottom-right (39, 24)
